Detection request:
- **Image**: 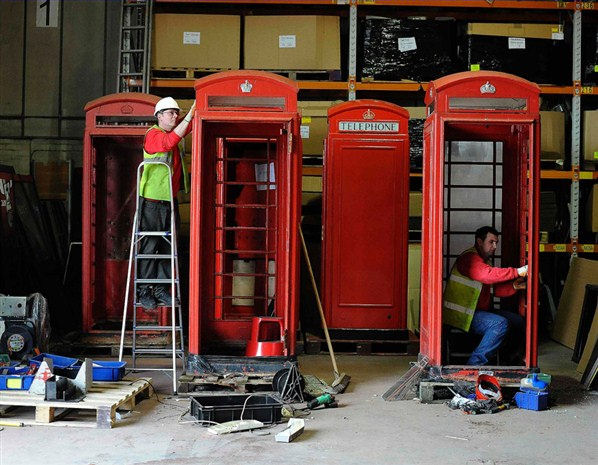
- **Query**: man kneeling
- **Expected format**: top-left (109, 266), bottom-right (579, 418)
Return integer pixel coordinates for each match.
top-left (443, 226), bottom-right (527, 366)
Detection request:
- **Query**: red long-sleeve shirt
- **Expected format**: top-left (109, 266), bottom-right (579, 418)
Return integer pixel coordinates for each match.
top-left (455, 249), bottom-right (519, 310)
top-left (143, 121), bottom-right (193, 194)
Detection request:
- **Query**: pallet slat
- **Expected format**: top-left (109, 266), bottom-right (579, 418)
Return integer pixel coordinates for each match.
top-left (0, 378), bottom-right (151, 428)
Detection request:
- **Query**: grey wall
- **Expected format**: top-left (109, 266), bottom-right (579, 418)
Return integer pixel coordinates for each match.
top-left (0, 0), bottom-right (121, 171)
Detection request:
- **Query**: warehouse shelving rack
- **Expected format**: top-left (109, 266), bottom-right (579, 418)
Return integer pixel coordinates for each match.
top-left (150, 0), bottom-right (598, 255)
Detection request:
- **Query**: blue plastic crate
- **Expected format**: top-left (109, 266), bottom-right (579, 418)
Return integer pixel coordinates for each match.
top-left (89, 361), bottom-right (126, 381)
top-left (0, 365), bottom-right (34, 390)
top-left (514, 389), bottom-right (549, 411)
top-left (29, 353), bottom-right (78, 370)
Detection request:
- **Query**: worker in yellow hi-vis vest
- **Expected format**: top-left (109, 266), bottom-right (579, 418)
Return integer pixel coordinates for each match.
top-left (137, 97), bottom-right (195, 310)
top-left (443, 226), bottom-right (528, 366)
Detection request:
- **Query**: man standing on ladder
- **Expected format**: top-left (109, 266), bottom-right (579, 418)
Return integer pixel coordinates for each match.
top-left (443, 226), bottom-right (528, 366)
top-left (137, 97), bottom-right (195, 309)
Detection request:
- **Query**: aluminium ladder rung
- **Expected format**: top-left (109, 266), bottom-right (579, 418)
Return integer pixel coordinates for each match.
top-left (134, 348), bottom-right (185, 355)
top-left (134, 325), bottom-right (182, 331)
top-left (136, 254), bottom-right (176, 259)
top-left (135, 278), bottom-right (180, 284)
top-left (136, 231), bottom-right (171, 236)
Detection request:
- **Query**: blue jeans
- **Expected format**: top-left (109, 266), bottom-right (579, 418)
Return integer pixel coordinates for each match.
top-left (467, 309), bottom-right (525, 366)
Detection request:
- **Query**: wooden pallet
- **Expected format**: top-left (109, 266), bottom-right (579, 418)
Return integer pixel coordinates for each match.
top-left (150, 67), bottom-right (341, 81)
top-left (303, 332), bottom-right (419, 356)
top-left (0, 378), bottom-right (151, 428)
top-left (418, 380), bottom-right (520, 404)
top-left (178, 373), bottom-right (274, 394)
top-left (151, 67), bottom-right (234, 79)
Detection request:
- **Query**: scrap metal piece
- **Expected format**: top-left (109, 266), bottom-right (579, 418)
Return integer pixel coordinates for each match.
top-left (275, 418), bottom-right (305, 443)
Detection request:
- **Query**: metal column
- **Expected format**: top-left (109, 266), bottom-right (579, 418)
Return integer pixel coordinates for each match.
top-left (571, 9), bottom-right (582, 255)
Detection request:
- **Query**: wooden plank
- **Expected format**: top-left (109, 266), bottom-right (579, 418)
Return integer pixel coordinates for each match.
top-left (0, 378), bottom-right (151, 428)
top-left (36, 406), bottom-right (55, 423)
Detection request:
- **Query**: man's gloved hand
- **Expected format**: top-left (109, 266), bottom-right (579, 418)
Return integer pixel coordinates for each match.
top-left (183, 101), bottom-right (196, 123)
top-left (513, 276), bottom-right (527, 290)
top-left (517, 265), bottom-right (528, 277)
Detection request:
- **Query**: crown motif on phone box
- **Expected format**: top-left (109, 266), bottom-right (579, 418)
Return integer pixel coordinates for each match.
top-left (120, 104), bottom-right (133, 114)
top-left (240, 80), bottom-right (253, 93)
top-left (480, 81), bottom-right (496, 94)
top-left (363, 109), bottom-right (375, 120)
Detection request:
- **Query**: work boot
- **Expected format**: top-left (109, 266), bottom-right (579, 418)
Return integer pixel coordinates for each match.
top-left (137, 288), bottom-right (158, 310)
top-left (153, 286), bottom-right (180, 306)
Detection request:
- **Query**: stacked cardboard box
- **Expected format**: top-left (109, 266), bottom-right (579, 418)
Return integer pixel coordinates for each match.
top-left (244, 16), bottom-right (340, 71)
top-left (152, 14), bottom-right (241, 70)
top-left (298, 101), bottom-right (342, 156)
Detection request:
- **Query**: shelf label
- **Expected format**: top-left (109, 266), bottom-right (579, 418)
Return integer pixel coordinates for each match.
top-left (508, 37), bottom-right (526, 49)
top-left (581, 2), bottom-right (595, 9)
top-left (183, 32), bottom-right (200, 45)
top-left (398, 37), bottom-right (417, 52)
top-left (300, 125), bottom-right (310, 139)
top-left (594, 151), bottom-right (598, 159)
top-left (301, 116), bottom-right (312, 124)
top-left (470, 64), bottom-right (480, 71)
top-left (581, 86), bottom-right (594, 94)
top-left (539, 244), bottom-right (545, 252)
top-left (279, 35), bottom-right (296, 48)
top-left (553, 244), bottom-right (567, 252)
top-left (594, 65), bottom-right (598, 72)
top-left (582, 244), bottom-right (595, 253)
top-left (556, 1), bottom-right (567, 8)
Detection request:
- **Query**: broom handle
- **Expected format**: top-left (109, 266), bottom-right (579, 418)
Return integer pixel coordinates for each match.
top-left (299, 227), bottom-right (340, 378)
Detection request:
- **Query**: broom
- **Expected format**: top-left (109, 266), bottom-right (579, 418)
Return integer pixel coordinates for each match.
top-left (299, 226), bottom-right (351, 394)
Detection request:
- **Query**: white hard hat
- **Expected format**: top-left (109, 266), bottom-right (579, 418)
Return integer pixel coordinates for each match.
top-left (154, 97), bottom-right (180, 116)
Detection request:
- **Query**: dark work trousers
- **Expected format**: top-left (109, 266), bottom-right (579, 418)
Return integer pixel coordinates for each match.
top-left (137, 197), bottom-right (179, 296)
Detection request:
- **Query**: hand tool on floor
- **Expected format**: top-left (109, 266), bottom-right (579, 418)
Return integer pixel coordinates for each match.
top-left (299, 226), bottom-right (350, 394)
top-left (306, 393), bottom-right (335, 409)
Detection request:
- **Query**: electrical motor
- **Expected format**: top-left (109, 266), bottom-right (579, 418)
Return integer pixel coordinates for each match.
top-left (0, 320), bottom-right (35, 360)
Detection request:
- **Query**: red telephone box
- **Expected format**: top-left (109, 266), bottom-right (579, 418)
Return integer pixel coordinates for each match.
top-left (188, 71), bottom-right (301, 367)
top-left (419, 71), bottom-right (540, 380)
top-left (82, 93), bottom-right (166, 333)
top-left (323, 100), bottom-right (410, 332)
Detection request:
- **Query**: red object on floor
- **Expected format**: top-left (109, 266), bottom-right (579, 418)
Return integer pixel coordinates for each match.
top-left (245, 317), bottom-right (285, 357)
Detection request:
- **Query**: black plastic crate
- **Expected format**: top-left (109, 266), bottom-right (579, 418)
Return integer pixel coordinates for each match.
top-left (190, 394), bottom-right (282, 425)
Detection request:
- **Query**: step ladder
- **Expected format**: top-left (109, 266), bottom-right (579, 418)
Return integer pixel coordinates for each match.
top-left (116, 0), bottom-right (153, 93)
top-left (119, 161), bottom-right (185, 394)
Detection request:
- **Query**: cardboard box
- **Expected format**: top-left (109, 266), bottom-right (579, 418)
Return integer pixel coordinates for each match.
top-left (298, 101), bottom-right (341, 156)
top-left (552, 257), bottom-right (598, 349)
top-left (540, 111), bottom-right (565, 161)
top-left (152, 14), bottom-right (240, 69)
top-left (33, 161), bottom-right (69, 200)
top-left (467, 23), bottom-right (563, 40)
top-left (244, 16), bottom-right (340, 70)
top-left (409, 192), bottom-right (422, 217)
top-left (586, 184), bottom-right (598, 233)
top-left (584, 111), bottom-right (598, 163)
top-left (404, 107), bottom-right (427, 119)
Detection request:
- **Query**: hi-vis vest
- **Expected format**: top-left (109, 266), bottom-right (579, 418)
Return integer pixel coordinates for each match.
top-left (443, 247), bottom-right (484, 332)
top-left (140, 125), bottom-right (189, 201)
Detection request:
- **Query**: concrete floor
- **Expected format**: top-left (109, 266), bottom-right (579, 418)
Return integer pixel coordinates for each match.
top-left (1, 341), bottom-right (596, 465)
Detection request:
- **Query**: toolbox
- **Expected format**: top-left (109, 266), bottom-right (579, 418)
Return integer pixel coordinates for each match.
top-left (514, 389), bottom-right (549, 411)
top-left (190, 394), bottom-right (283, 425)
